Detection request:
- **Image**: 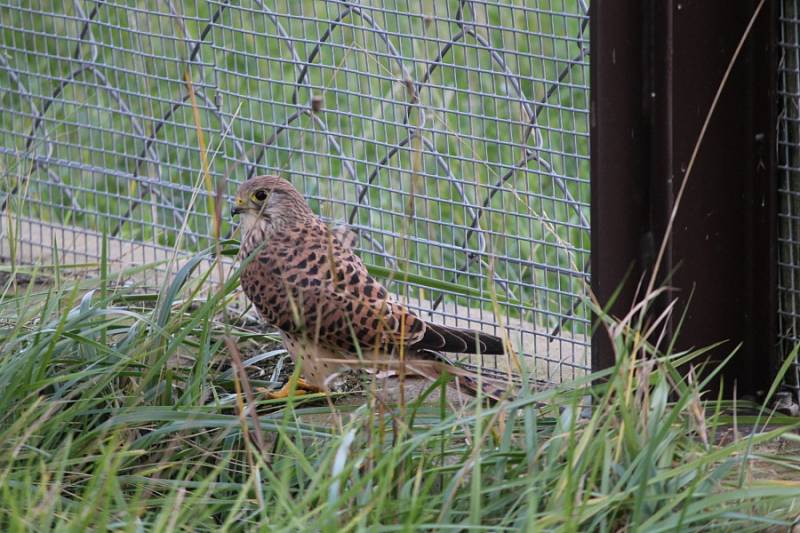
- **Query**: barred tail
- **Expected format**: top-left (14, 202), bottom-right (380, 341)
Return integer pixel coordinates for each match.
top-left (405, 359), bottom-right (511, 402)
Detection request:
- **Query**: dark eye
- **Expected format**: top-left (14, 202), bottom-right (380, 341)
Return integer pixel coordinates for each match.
top-left (253, 190), bottom-right (268, 202)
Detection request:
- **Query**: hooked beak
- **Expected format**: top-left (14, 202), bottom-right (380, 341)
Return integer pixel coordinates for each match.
top-left (231, 198), bottom-right (245, 217)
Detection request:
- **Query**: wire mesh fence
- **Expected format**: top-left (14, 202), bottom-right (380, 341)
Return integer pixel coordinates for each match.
top-left (0, 0), bottom-right (591, 383)
top-left (778, 0), bottom-right (800, 402)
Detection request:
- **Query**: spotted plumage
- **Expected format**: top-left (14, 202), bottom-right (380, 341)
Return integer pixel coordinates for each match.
top-left (233, 175), bottom-right (508, 398)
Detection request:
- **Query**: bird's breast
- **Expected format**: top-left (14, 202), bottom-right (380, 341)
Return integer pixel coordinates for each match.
top-left (240, 248), bottom-right (306, 333)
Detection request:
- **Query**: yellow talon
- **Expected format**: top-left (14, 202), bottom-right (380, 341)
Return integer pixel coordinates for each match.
top-left (261, 378), bottom-right (321, 399)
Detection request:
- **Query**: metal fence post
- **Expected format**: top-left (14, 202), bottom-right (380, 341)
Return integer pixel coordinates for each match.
top-left (591, 0), bottom-right (777, 398)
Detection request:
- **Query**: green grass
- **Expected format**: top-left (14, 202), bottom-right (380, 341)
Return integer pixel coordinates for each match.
top-left (0, 252), bottom-right (799, 531)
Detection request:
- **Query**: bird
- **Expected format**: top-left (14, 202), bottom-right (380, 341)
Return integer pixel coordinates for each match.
top-left (232, 175), bottom-right (510, 400)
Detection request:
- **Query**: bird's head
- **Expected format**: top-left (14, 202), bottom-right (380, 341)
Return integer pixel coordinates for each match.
top-left (232, 175), bottom-right (313, 235)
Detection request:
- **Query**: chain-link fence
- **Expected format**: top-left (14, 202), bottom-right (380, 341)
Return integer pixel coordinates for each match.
top-left (779, 0), bottom-right (800, 402)
top-left (0, 0), bottom-right (591, 383)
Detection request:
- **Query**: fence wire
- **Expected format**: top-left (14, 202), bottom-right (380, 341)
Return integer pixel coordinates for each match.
top-left (0, 0), bottom-right (591, 382)
top-left (779, 0), bottom-right (800, 402)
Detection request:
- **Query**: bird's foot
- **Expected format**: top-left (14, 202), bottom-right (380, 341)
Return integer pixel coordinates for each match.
top-left (259, 378), bottom-right (322, 399)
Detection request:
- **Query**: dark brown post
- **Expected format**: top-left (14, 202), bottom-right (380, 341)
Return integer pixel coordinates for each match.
top-left (591, 0), bottom-right (777, 397)
top-left (590, 2), bottom-right (649, 373)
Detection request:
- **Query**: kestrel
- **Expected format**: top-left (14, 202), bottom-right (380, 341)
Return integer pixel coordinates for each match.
top-left (232, 175), bottom-right (508, 400)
